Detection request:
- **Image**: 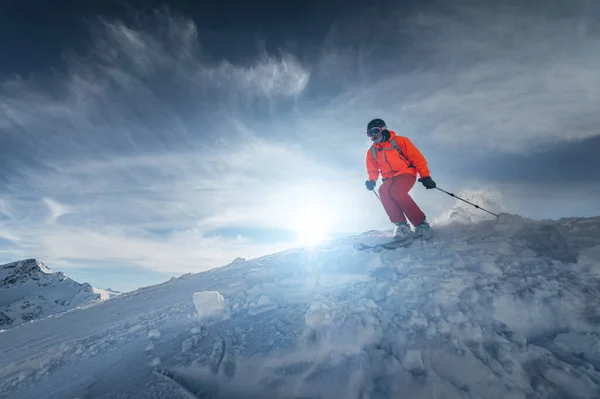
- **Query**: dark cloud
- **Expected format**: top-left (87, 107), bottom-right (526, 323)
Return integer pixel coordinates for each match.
top-left (440, 136), bottom-right (600, 184)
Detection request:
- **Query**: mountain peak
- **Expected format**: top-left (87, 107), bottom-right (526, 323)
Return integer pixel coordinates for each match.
top-left (0, 259), bottom-right (54, 287)
top-left (0, 259), bottom-right (111, 329)
top-left (2, 258), bottom-right (51, 271)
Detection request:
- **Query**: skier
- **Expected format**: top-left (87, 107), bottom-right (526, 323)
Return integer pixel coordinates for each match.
top-left (365, 118), bottom-right (436, 241)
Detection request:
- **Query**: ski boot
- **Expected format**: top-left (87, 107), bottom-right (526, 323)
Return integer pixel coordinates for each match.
top-left (414, 220), bottom-right (434, 241)
top-left (393, 222), bottom-right (414, 243)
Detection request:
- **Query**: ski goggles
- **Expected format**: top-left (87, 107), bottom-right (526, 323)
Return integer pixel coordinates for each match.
top-left (367, 126), bottom-right (386, 137)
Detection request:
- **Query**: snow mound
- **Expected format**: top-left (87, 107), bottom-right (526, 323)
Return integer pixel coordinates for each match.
top-left (435, 188), bottom-right (506, 225)
top-left (193, 291), bottom-right (226, 320)
top-left (1, 215), bottom-right (600, 399)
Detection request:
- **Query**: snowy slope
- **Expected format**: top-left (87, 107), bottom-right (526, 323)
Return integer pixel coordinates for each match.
top-left (1, 214), bottom-right (600, 399)
top-left (0, 259), bottom-right (119, 329)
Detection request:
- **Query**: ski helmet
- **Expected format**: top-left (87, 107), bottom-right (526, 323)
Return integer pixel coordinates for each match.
top-left (366, 118), bottom-right (387, 143)
top-left (367, 118), bottom-right (386, 130)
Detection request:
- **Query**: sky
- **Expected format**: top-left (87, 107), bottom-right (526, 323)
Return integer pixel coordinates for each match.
top-left (1, 0), bottom-right (599, 292)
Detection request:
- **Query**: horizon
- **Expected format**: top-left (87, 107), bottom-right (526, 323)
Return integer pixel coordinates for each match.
top-left (2, 0), bottom-right (600, 292)
top-left (2, 209), bottom-right (597, 293)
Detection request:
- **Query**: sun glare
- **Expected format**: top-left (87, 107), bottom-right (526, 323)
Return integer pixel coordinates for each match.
top-left (291, 207), bottom-right (331, 246)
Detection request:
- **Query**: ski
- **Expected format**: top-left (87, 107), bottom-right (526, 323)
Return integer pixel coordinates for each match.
top-left (353, 238), bottom-right (415, 252)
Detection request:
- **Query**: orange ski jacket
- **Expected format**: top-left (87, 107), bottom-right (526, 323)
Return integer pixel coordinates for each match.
top-left (366, 130), bottom-right (431, 181)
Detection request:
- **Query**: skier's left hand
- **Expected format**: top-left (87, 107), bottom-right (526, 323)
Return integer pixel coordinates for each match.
top-left (418, 176), bottom-right (436, 189)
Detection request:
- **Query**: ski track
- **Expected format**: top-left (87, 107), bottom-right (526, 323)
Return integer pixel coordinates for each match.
top-left (1, 214), bottom-right (600, 398)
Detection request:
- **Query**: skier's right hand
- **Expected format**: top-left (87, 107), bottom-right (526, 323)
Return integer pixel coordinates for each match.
top-left (365, 180), bottom-right (376, 191)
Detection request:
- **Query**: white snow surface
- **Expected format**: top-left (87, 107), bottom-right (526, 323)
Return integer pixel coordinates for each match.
top-left (0, 259), bottom-right (119, 330)
top-left (1, 214), bottom-right (600, 398)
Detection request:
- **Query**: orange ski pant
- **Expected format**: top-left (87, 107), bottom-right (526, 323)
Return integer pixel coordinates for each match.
top-left (378, 174), bottom-right (426, 226)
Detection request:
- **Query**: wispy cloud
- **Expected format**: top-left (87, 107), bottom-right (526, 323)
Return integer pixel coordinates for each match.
top-left (397, 23), bottom-right (600, 152)
top-left (0, 9), bottom-right (317, 274)
top-left (43, 198), bottom-right (74, 223)
top-left (303, 1), bottom-right (600, 154)
top-left (0, 10), bottom-right (310, 164)
top-left (0, 138), bottom-right (383, 273)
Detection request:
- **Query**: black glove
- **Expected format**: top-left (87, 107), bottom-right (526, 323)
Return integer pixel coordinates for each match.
top-left (418, 176), bottom-right (436, 189)
top-left (365, 180), bottom-right (376, 191)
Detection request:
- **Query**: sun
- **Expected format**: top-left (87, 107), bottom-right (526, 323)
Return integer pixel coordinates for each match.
top-left (290, 207), bottom-right (331, 246)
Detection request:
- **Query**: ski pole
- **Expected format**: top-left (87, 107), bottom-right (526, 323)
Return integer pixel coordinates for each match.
top-left (435, 187), bottom-right (499, 218)
top-left (372, 190), bottom-right (381, 201)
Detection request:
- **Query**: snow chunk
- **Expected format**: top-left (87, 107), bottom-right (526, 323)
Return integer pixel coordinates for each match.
top-left (148, 329), bottom-right (161, 339)
top-left (193, 291), bottom-right (225, 320)
top-left (257, 294), bottom-right (270, 306)
top-left (305, 301), bottom-right (337, 328)
top-left (357, 298), bottom-right (378, 310)
top-left (248, 294), bottom-right (277, 316)
top-left (150, 357), bottom-right (161, 366)
top-left (92, 287), bottom-right (121, 300)
top-left (542, 366), bottom-right (597, 397)
top-left (579, 245), bottom-right (600, 276)
top-left (181, 338), bottom-right (194, 352)
top-left (402, 349), bottom-right (425, 375)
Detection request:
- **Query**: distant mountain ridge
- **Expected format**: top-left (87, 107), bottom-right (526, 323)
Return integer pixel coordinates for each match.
top-left (0, 259), bottom-right (119, 329)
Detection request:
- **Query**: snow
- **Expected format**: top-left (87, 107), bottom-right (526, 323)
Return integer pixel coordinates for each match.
top-left (0, 214), bottom-right (600, 398)
top-left (150, 357), bottom-right (162, 367)
top-left (434, 188), bottom-right (506, 225)
top-left (193, 291), bottom-right (226, 320)
top-left (93, 287), bottom-right (122, 301)
top-left (148, 329), bottom-right (162, 339)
